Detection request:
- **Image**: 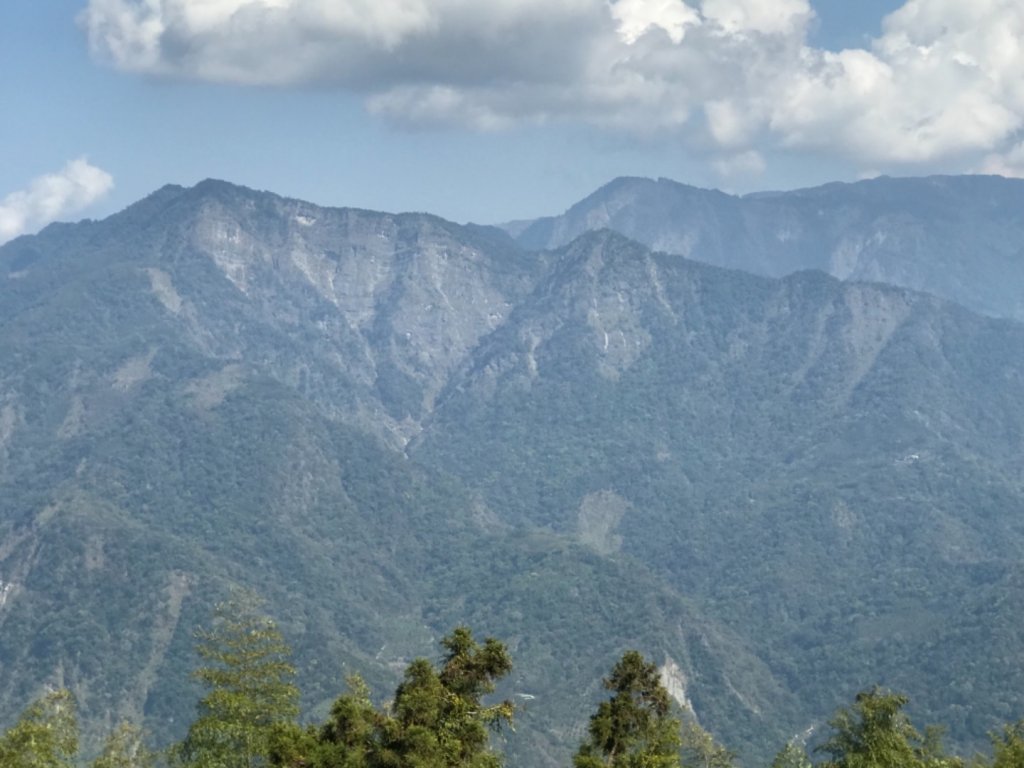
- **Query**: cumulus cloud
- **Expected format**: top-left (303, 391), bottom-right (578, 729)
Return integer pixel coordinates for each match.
top-left (769, 0), bottom-right (1024, 164)
top-left (611, 0), bottom-right (699, 44)
top-left (0, 159), bottom-right (114, 245)
top-left (80, 0), bottom-right (1024, 176)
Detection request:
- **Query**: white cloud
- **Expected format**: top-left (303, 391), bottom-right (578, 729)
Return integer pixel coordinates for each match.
top-left (769, 0), bottom-right (1024, 164)
top-left (701, 0), bottom-right (811, 35)
top-left (81, 0), bottom-right (607, 86)
top-left (0, 159), bottom-right (114, 245)
top-left (979, 142), bottom-right (1024, 178)
top-left (713, 149), bottom-right (766, 177)
top-left (611, 0), bottom-right (699, 44)
top-left (80, 0), bottom-right (1024, 176)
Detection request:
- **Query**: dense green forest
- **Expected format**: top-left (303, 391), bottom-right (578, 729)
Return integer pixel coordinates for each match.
top-left (4, 595), bottom-right (1022, 768)
top-left (5, 180), bottom-right (1024, 764)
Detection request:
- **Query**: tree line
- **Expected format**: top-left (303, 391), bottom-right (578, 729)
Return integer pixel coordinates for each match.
top-left (2, 592), bottom-right (1022, 768)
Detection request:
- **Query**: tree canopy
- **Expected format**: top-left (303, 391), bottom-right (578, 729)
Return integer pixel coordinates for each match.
top-left (574, 650), bottom-right (681, 768)
top-left (814, 687), bottom-right (963, 768)
top-left (0, 689), bottom-right (77, 768)
top-left (2, 608), bottom-right (1023, 768)
top-left (294, 626), bottom-right (514, 768)
top-left (177, 590), bottom-right (300, 768)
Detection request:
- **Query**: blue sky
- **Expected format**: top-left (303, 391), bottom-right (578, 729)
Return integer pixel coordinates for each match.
top-left (2, 0), bottom-right (1022, 239)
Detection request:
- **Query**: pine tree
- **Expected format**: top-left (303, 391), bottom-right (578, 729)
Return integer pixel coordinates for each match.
top-left (177, 590), bottom-right (299, 768)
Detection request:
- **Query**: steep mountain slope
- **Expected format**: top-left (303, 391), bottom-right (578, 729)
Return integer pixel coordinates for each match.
top-left (0, 183), bottom-right (790, 765)
top-left (512, 175), bottom-right (1024, 320)
top-left (2, 181), bottom-right (1024, 764)
top-left (414, 230), bottom-right (1024, 749)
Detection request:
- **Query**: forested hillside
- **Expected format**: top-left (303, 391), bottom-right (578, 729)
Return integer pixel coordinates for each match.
top-left (1, 179), bottom-right (1023, 765)
top-left (5, 607), bottom-right (1024, 768)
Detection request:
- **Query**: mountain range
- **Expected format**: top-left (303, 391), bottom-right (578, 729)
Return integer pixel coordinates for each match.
top-left (1, 175), bottom-right (1024, 765)
top-left (511, 174), bottom-right (1024, 321)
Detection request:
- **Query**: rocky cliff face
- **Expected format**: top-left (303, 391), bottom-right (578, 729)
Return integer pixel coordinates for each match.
top-left (130, 181), bottom-right (543, 443)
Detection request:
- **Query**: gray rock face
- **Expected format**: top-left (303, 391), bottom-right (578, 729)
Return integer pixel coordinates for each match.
top-left (512, 174), bottom-right (1024, 320)
top-left (180, 181), bottom-right (544, 438)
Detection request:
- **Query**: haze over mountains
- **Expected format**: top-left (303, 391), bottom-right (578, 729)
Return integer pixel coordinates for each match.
top-left (511, 175), bottom-right (1024, 321)
top-left (1, 176), bottom-right (1024, 766)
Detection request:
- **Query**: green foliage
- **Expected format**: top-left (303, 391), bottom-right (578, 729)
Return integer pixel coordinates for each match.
top-left (91, 724), bottom-right (155, 768)
top-left (4, 623), bottom-right (1024, 768)
top-left (0, 690), bottom-right (78, 768)
top-left (574, 651), bottom-right (680, 768)
top-left (304, 675), bottom-right (383, 768)
top-left (920, 727), bottom-right (963, 768)
top-left (816, 688), bottom-right (960, 768)
top-left (770, 742), bottom-right (811, 768)
top-left (273, 627), bottom-right (513, 768)
top-left (989, 722), bottom-right (1024, 768)
top-left (391, 627), bottom-right (513, 768)
top-left (177, 592), bottom-right (299, 768)
top-left (679, 721), bottom-right (734, 768)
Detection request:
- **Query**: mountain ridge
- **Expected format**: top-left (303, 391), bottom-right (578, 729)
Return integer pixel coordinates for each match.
top-left (3, 178), bottom-right (1024, 765)
top-left (508, 173), bottom-right (1024, 321)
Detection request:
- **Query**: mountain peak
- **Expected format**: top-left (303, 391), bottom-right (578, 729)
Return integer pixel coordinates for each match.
top-left (511, 173), bottom-right (1024, 319)
top-left (103, 180), bottom-right (260, 226)
top-left (584, 175), bottom-right (731, 204)
top-left (186, 177), bottom-right (272, 203)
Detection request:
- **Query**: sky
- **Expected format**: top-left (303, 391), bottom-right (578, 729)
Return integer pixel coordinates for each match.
top-left (2, 0), bottom-right (1024, 241)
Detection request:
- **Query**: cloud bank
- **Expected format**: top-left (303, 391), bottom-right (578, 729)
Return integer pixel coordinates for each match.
top-left (0, 160), bottom-right (114, 245)
top-left (81, 0), bottom-right (1024, 177)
